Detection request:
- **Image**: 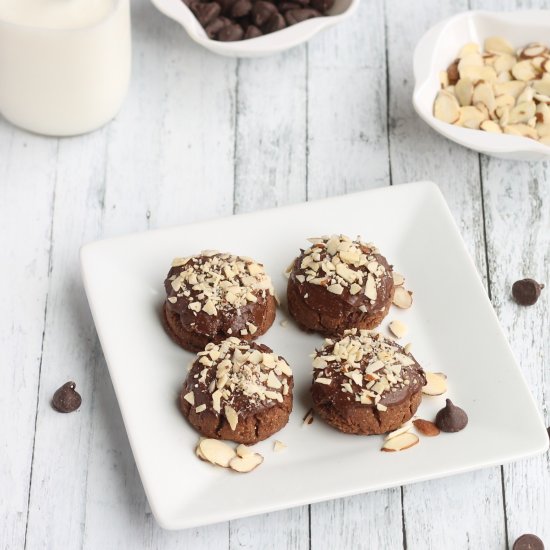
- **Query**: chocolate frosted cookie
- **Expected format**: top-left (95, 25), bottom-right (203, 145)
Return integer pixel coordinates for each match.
top-left (163, 251), bottom-right (276, 352)
top-left (180, 338), bottom-right (293, 444)
top-left (287, 235), bottom-right (395, 336)
top-left (311, 329), bottom-right (426, 435)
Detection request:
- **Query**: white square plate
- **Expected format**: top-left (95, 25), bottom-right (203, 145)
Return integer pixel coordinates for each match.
top-left (81, 181), bottom-right (548, 530)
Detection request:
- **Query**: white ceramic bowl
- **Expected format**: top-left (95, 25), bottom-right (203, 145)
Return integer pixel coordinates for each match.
top-left (413, 10), bottom-right (550, 161)
top-left (150, 0), bottom-right (359, 57)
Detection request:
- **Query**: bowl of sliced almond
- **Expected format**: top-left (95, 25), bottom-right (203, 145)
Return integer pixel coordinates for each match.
top-left (413, 10), bottom-right (550, 161)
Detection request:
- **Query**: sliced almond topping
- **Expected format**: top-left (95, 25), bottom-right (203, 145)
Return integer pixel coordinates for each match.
top-left (195, 404), bottom-right (206, 413)
top-left (422, 371), bottom-right (448, 396)
top-left (229, 452), bottom-right (264, 473)
top-left (392, 286), bottom-right (413, 309)
top-left (365, 273), bottom-right (377, 300)
top-left (183, 391), bottom-right (195, 405)
top-left (403, 343), bottom-right (412, 354)
top-left (413, 419), bottom-right (440, 437)
top-left (225, 405), bottom-right (239, 431)
top-left (167, 296), bottom-right (177, 304)
top-left (381, 432), bottom-right (419, 452)
top-left (327, 283), bottom-right (344, 295)
top-left (389, 319), bottom-right (408, 339)
top-left (199, 439), bottom-right (236, 467)
top-left (267, 370), bottom-right (282, 389)
top-left (315, 377), bottom-right (332, 385)
top-left (273, 440), bottom-right (287, 452)
top-left (350, 283), bottom-right (362, 295)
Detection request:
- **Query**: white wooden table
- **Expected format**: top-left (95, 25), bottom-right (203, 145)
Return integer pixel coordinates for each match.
top-left (1, 0), bottom-right (548, 548)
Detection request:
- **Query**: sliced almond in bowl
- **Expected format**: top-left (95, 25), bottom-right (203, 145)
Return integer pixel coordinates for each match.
top-left (422, 371), bottom-right (448, 396)
top-left (520, 43), bottom-right (547, 59)
top-left (199, 438), bottom-right (236, 467)
top-left (392, 286), bottom-right (412, 309)
top-left (480, 120), bottom-right (502, 133)
top-left (457, 106), bottom-right (487, 129)
top-left (504, 124), bottom-right (538, 139)
top-left (454, 78), bottom-right (474, 107)
top-left (381, 432), bottom-right (419, 452)
top-left (485, 36), bottom-right (514, 55)
top-left (508, 101), bottom-right (536, 124)
top-left (229, 452), bottom-right (264, 473)
top-left (434, 90), bottom-right (460, 123)
top-left (512, 59), bottom-right (538, 81)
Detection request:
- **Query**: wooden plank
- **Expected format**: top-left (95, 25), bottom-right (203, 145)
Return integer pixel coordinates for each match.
top-left (81, 1), bottom-right (236, 548)
top-left (307, 0), bottom-right (389, 199)
top-left (0, 125), bottom-right (58, 550)
top-left (385, 1), bottom-right (506, 548)
top-left (308, 0), bottom-right (404, 546)
top-left (230, 45), bottom-right (309, 550)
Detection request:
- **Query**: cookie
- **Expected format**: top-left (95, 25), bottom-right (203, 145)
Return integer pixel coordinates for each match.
top-left (180, 338), bottom-right (293, 444)
top-left (286, 235), bottom-right (395, 336)
top-left (163, 250), bottom-right (276, 352)
top-left (311, 329), bottom-right (426, 435)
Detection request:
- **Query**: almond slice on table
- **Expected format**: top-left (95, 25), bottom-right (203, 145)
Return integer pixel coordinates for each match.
top-left (199, 438), bottom-right (236, 467)
top-left (422, 372), bottom-right (448, 396)
top-left (392, 272), bottom-right (405, 286)
top-left (384, 420), bottom-right (413, 441)
top-left (389, 319), bottom-right (408, 339)
top-left (381, 432), bottom-right (419, 452)
top-left (229, 452), bottom-right (264, 473)
top-left (273, 440), bottom-right (287, 452)
top-left (434, 90), bottom-right (460, 123)
top-left (236, 444), bottom-right (253, 458)
top-left (485, 36), bottom-right (515, 55)
top-left (413, 419), bottom-right (441, 437)
top-left (392, 286), bottom-right (413, 309)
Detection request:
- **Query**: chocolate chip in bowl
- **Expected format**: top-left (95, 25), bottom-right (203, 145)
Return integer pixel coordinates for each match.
top-left (183, 0), bottom-right (333, 42)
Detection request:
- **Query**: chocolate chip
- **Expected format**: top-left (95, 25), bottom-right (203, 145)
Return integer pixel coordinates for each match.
top-left (435, 399), bottom-right (468, 433)
top-left (52, 381), bottom-right (82, 413)
top-left (513, 534), bottom-right (544, 550)
top-left (512, 278), bottom-right (545, 306)
top-left (216, 0), bottom-right (236, 13)
top-left (310, 0), bottom-right (333, 11)
top-left (205, 16), bottom-right (231, 38)
top-left (217, 23), bottom-right (244, 41)
top-left (243, 25), bottom-right (262, 39)
top-left (190, 1), bottom-right (221, 26)
top-left (263, 12), bottom-right (286, 33)
top-left (447, 59), bottom-right (460, 85)
top-left (251, 1), bottom-right (278, 27)
top-left (278, 2), bottom-right (301, 11)
top-left (231, 0), bottom-right (252, 18)
top-left (285, 8), bottom-right (320, 25)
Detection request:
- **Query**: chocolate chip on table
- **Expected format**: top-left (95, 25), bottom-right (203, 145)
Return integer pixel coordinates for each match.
top-left (513, 534), bottom-right (545, 550)
top-left (217, 23), bottom-right (244, 41)
top-left (512, 278), bottom-right (545, 306)
top-left (263, 12), bottom-right (286, 33)
top-left (285, 8), bottom-right (320, 25)
top-left (52, 381), bottom-right (82, 413)
top-left (243, 25), bottom-right (262, 39)
top-left (435, 399), bottom-right (468, 433)
top-left (190, 1), bottom-right (221, 26)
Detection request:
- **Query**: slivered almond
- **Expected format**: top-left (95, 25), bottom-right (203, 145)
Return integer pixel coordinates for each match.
top-left (199, 439), bottom-right (236, 467)
top-left (229, 452), bottom-right (264, 473)
top-left (381, 432), bottom-right (419, 452)
top-left (413, 419), bottom-right (440, 437)
top-left (422, 372), bottom-right (448, 396)
top-left (485, 36), bottom-right (514, 55)
top-left (225, 405), bottom-right (239, 431)
top-left (392, 286), bottom-right (413, 309)
top-left (389, 320), bottom-right (408, 339)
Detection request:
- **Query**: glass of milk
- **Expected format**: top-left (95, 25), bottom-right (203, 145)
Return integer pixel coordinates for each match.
top-left (0, 0), bottom-right (131, 136)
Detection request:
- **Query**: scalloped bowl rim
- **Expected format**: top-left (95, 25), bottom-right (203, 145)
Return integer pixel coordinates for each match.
top-left (412, 10), bottom-right (550, 160)
top-left (150, 0), bottom-right (360, 57)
